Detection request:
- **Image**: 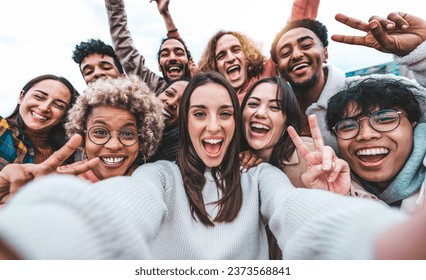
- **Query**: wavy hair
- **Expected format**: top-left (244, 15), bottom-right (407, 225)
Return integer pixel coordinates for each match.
top-left (177, 72), bottom-right (242, 226)
top-left (198, 31), bottom-right (266, 79)
top-left (65, 75), bottom-right (164, 161)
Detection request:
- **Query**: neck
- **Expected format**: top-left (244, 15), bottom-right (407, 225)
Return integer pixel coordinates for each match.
top-left (23, 127), bottom-right (49, 147)
top-left (257, 148), bottom-right (272, 163)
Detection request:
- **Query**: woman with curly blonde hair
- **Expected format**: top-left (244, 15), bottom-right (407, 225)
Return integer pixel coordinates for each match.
top-left (62, 75), bottom-right (164, 182)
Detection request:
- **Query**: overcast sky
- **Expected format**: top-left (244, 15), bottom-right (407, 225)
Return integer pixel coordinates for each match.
top-left (0, 0), bottom-right (422, 115)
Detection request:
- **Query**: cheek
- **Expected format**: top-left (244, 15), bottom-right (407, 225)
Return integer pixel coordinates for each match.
top-left (84, 141), bottom-right (99, 159)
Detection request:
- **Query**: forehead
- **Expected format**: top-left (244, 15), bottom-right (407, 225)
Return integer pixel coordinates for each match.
top-left (276, 27), bottom-right (322, 49)
top-left (160, 38), bottom-right (185, 51)
top-left (169, 81), bottom-right (188, 95)
top-left (215, 34), bottom-right (241, 53)
top-left (190, 83), bottom-right (232, 106)
top-left (87, 105), bottom-right (137, 124)
top-left (28, 79), bottom-right (71, 100)
top-left (249, 83), bottom-right (279, 99)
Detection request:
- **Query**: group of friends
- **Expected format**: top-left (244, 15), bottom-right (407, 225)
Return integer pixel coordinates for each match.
top-left (0, 0), bottom-right (426, 259)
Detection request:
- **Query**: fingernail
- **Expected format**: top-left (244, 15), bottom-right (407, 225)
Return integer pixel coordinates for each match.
top-left (242, 168), bottom-right (248, 173)
top-left (240, 166), bottom-right (243, 171)
top-left (323, 163), bottom-right (331, 170)
top-left (370, 22), bottom-right (378, 29)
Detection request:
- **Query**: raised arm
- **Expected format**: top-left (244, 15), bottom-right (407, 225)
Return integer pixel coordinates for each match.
top-left (331, 12), bottom-right (426, 57)
top-left (288, 0), bottom-right (320, 21)
top-left (104, 0), bottom-right (166, 94)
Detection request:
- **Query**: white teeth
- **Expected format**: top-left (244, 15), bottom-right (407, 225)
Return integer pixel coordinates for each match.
top-left (292, 63), bottom-right (309, 71)
top-left (357, 148), bottom-right (389, 156)
top-left (102, 157), bottom-right (124, 165)
top-left (203, 139), bottom-right (223, 144)
top-left (161, 109), bottom-right (172, 119)
top-left (227, 65), bottom-right (240, 73)
top-left (251, 123), bottom-right (270, 130)
top-left (32, 112), bottom-right (47, 120)
top-left (169, 66), bottom-right (181, 71)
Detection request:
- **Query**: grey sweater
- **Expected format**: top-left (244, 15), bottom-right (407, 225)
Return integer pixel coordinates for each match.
top-left (0, 161), bottom-right (407, 259)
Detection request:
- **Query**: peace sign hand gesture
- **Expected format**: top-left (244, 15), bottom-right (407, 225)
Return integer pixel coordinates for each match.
top-left (287, 115), bottom-right (351, 195)
top-left (0, 134), bottom-right (100, 205)
top-left (331, 12), bottom-right (426, 57)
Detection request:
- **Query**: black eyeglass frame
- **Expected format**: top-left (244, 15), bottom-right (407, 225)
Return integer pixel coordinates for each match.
top-left (332, 108), bottom-right (405, 140)
top-left (84, 126), bottom-right (141, 146)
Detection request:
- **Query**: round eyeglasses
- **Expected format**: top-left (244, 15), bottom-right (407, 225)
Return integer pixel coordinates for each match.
top-left (85, 126), bottom-right (140, 146)
top-left (332, 109), bottom-right (405, 140)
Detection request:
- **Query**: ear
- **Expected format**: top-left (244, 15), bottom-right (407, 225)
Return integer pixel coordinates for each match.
top-left (18, 90), bottom-right (25, 104)
top-left (412, 121), bottom-right (417, 128)
top-left (323, 47), bottom-right (329, 64)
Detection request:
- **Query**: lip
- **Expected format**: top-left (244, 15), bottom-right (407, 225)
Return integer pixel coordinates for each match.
top-left (99, 155), bottom-right (127, 168)
top-left (161, 108), bottom-right (173, 120)
top-left (353, 146), bottom-right (390, 167)
top-left (31, 110), bottom-right (49, 121)
top-left (226, 65), bottom-right (241, 81)
top-left (202, 137), bottom-right (224, 157)
top-left (289, 61), bottom-right (310, 73)
top-left (249, 121), bottom-right (271, 136)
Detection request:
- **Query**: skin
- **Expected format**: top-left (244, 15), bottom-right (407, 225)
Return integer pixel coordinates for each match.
top-left (18, 79), bottom-right (71, 133)
top-left (158, 39), bottom-right (189, 83)
top-left (80, 53), bottom-right (121, 84)
top-left (274, 28), bottom-right (328, 110)
top-left (157, 80), bottom-right (188, 127)
top-left (336, 105), bottom-right (416, 191)
top-left (215, 34), bottom-right (248, 90)
top-left (242, 83), bottom-right (286, 162)
top-left (84, 106), bottom-right (139, 180)
top-left (188, 83), bottom-right (235, 168)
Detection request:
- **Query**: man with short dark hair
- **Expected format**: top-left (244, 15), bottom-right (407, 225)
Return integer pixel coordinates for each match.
top-left (72, 38), bottom-right (124, 85)
top-left (270, 13), bottom-right (426, 151)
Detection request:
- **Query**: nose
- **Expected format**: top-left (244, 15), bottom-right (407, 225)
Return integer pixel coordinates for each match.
top-left (104, 133), bottom-right (123, 150)
top-left (355, 119), bottom-right (382, 141)
top-left (292, 47), bottom-right (304, 60)
top-left (38, 101), bottom-right (51, 112)
top-left (93, 67), bottom-right (106, 79)
top-left (254, 105), bottom-right (268, 119)
top-left (206, 115), bottom-right (220, 133)
top-left (225, 50), bottom-right (236, 62)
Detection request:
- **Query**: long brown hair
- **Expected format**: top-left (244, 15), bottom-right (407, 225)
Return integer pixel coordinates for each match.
top-left (177, 72), bottom-right (242, 226)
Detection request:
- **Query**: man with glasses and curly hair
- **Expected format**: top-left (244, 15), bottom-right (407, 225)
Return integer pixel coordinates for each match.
top-left (326, 77), bottom-right (426, 212)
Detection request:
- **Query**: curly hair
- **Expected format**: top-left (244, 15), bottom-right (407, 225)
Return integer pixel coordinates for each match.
top-left (270, 19), bottom-right (328, 64)
top-left (72, 38), bottom-right (124, 74)
top-left (198, 31), bottom-right (266, 79)
top-left (65, 75), bottom-right (164, 160)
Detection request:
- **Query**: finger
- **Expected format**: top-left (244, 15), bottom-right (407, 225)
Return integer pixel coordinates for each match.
top-left (243, 156), bottom-right (259, 170)
top-left (308, 115), bottom-right (324, 151)
top-left (42, 134), bottom-right (83, 170)
top-left (239, 150), bottom-right (250, 167)
top-left (321, 146), bottom-right (335, 171)
top-left (288, 126), bottom-right (310, 158)
top-left (327, 159), bottom-right (346, 183)
top-left (56, 157), bottom-right (101, 176)
top-left (368, 15), bottom-right (396, 30)
top-left (301, 165), bottom-right (325, 189)
top-left (335, 13), bottom-right (370, 32)
top-left (331, 34), bottom-right (368, 46)
top-left (387, 12), bottom-right (409, 29)
top-left (254, 158), bottom-right (263, 166)
top-left (368, 19), bottom-right (394, 50)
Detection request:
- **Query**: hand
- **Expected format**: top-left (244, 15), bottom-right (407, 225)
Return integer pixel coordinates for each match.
top-left (331, 12), bottom-right (426, 56)
top-left (287, 115), bottom-right (351, 195)
top-left (150, 0), bottom-right (170, 16)
top-left (0, 135), bottom-right (100, 205)
top-left (239, 150), bottom-right (263, 173)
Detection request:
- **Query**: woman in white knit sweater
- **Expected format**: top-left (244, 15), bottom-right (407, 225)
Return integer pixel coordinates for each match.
top-left (0, 72), bottom-right (423, 260)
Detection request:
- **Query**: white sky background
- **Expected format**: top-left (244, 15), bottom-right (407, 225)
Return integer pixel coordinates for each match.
top-left (0, 0), bottom-right (423, 116)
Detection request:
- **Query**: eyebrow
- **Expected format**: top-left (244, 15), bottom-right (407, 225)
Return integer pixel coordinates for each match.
top-left (34, 90), bottom-right (69, 105)
top-left (189, 104), bottom-right (233, 109)
top-left (248, 96), bottom-right (281, 103)
top-left (278, 35), bottom-right (314, 53)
